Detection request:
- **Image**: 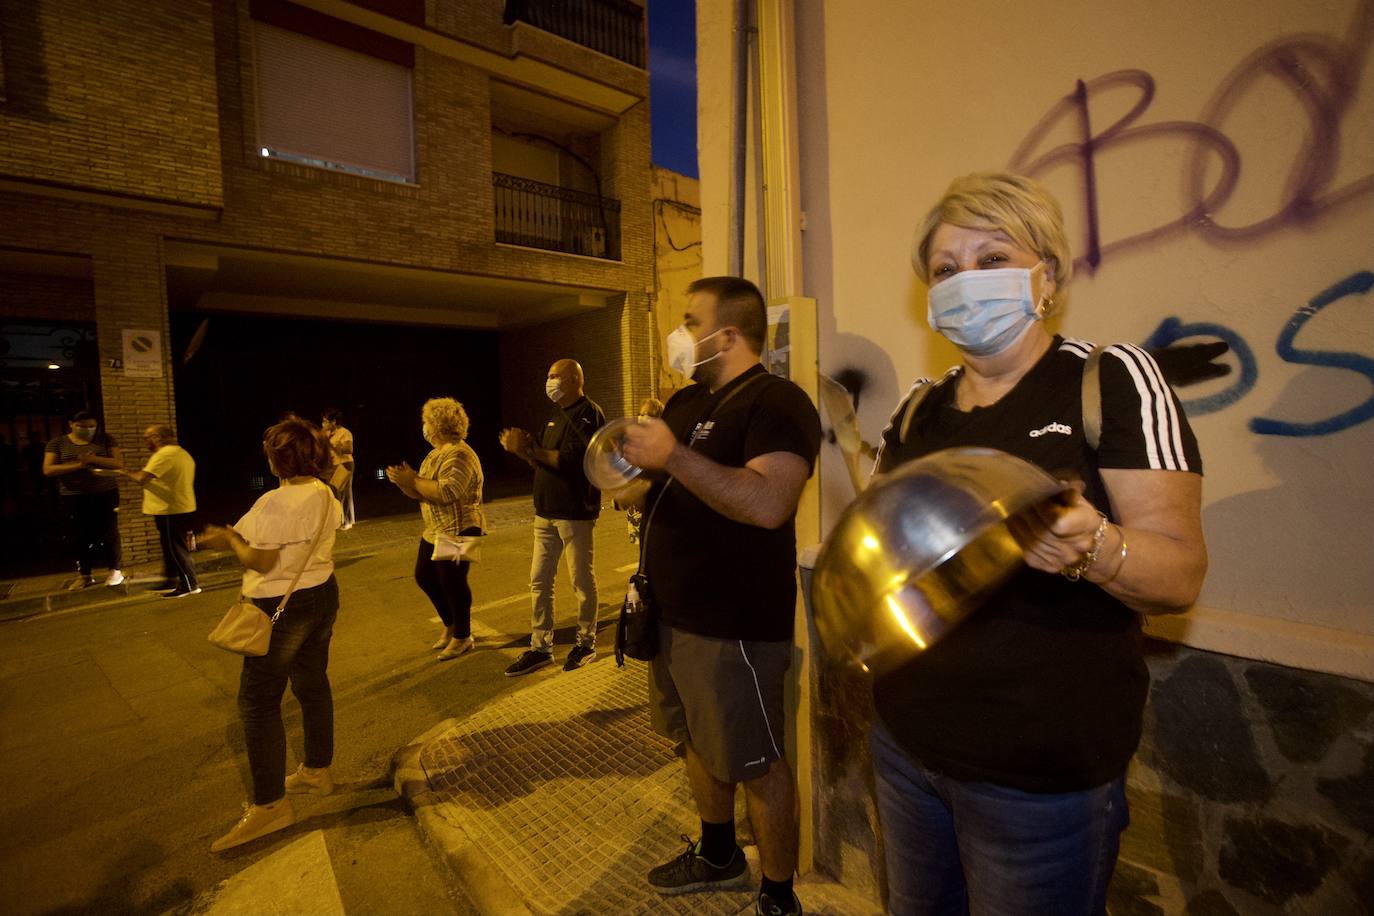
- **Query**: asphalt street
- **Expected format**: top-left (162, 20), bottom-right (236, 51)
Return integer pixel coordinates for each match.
top-left (0, 508), bottom-right (640, 915)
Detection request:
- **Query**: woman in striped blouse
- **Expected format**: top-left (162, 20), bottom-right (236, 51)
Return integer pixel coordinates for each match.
top-left (386, 397), bottom-right (487, 661)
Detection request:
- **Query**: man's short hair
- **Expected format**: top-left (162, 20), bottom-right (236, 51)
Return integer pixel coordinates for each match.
top-left (262, 418), bottom-right (331, 478)
top-left (71, 410), bottom-right (97, 424)
top-left (687, 276), bottom-right (768, 354)
top-left (322, 407), bottom-right (343, 424)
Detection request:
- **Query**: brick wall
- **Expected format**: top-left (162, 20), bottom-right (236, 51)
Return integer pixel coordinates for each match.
top-left (92, 226), bottom-right (176, 564)
top-left (0, 0), bottom-right (655, 565)
top-left (0, 0), bottom-right (222, 208)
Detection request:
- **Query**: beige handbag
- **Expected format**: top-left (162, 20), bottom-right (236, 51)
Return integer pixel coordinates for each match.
top-left (208, 488), bottom-right (333, 656)
top-left (327, 462), bottom-right (351, 494)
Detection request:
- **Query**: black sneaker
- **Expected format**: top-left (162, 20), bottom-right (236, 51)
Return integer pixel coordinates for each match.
top-left (756, 890), bottom-right (802, 915)
top-left (647, 835), bottom-right (749, 895)
top-left (504, 650), bottom-right (553, 677)
top-left (163, 586), bottom-right (203, 599)
top-left (563, 645), bottom-right (595, 671)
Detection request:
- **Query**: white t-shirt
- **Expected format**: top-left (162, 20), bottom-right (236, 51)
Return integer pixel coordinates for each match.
top-left (234, 479), bottom-right (341, 598)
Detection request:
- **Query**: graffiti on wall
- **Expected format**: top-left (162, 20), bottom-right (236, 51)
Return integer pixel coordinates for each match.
top-left (1006, 8), bottom-right (1373, 273)
top-left (1002, 7), bottom-right (1374, 437)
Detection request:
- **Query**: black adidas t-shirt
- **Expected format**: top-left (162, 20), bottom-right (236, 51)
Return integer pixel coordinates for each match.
top-left (533, 396), bottom-right (605, 520)
top-left (871, 337), bottom-right (1202, 793)
top-left (644, 365), bottom-right (822, 642)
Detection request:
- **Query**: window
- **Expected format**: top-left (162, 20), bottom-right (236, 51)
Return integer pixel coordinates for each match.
top-left (253, 21), bottom-right (416, 183)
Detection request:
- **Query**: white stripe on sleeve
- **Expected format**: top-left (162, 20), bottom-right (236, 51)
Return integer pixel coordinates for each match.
top-left (1109, 345), bottom-right (1182, 470)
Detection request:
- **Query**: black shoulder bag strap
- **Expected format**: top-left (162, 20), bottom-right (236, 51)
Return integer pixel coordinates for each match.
top-left (636, 371), bottom-right (770, 577)
top-left (1082, 344), bottom-right (1107, 451)
top-left (557, 400), bottom-right (597, 452)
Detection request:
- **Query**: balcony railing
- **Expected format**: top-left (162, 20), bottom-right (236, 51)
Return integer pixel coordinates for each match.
top-left (493, 172), bottom-right (621, 261)
top-left (503, 0), bottom-right (645, 68)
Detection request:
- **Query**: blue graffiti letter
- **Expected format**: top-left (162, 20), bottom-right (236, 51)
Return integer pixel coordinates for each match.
top-left (1143, 317), bottom-right (1256, 415)
top-left (1249, 271), bottom-right (1374, 437)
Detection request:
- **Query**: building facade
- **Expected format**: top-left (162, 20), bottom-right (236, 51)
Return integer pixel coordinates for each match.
top-left (0, 0), bottom-right (655, 566)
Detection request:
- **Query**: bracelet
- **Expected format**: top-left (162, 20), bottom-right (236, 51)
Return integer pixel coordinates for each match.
top-left (1061, 512), bottom-right (1108, 581)
top-left (1099, 528), bottom-right (1129, 584)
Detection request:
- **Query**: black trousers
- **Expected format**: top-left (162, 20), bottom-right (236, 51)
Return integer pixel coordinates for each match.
top-left (154, 512), bottom-right (198, 590)
top-left (65, 490), bottom-right (122, 575)
top-left (413, 535), bottom-right (477, 638)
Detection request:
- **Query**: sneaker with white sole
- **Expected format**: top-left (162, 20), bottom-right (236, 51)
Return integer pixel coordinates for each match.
top-left (284, 764), bottom-right (334, 796)
top-left (438, 635), bottom-right (475, 660)
top-left (210, 798), bottom-right (295, 852)
top-left (647, 835), bottom-right (749, 894)
top-left (163, 586), bottom-right (203, 599)
top-left (504, 650), bottom-right (553, 677)
top-left (563, 645), bottom-right (595, 671)
top-left (105, 570), bottom-right (125, 587)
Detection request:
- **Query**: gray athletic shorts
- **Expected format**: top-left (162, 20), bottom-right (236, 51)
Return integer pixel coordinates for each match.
top-left (649, 624), bottom-right (792, 784)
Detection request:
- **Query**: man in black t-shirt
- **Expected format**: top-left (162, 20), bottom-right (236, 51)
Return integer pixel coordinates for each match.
top-left (620, 277), bottom-right (821, 916)
top-left (499, 359), bottom-right (605, 676)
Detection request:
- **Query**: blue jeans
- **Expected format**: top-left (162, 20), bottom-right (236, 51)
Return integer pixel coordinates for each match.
top-left (528, 516), bottom-right (598, 651)
top-left (870, 722), bottom-right (1127, 916)
top-left (239, 576), bottom-right (338, 805)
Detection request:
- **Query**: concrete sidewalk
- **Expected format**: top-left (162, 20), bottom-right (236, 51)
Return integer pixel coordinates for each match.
top-left (392, 655), bottom-right (882, 916)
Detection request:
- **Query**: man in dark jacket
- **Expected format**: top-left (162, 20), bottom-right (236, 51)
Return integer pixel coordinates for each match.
top-left (499, 359), bottom-right (605, 675)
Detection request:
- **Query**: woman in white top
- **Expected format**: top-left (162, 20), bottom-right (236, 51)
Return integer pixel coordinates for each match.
top-left (198, 418), bottom-right (342, 853)
top-left (321, 408), bottom-right (355, 530)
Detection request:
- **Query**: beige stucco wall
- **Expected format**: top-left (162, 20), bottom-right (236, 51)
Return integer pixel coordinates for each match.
top-left (698, 0), bottom-right (1374, 677)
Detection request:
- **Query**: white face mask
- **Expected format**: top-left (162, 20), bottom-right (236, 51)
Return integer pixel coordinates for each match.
top-left (927, 262), bottom-right (1049, 357)
top-left (666, 325), bottom-right (726, 380)
top-left (545, 379), bottom-right (564, 403)
top-left (71, 426), bottom-right (96, 442)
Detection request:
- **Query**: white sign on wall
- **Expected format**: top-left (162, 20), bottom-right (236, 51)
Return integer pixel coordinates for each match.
top-left (121, 329), bottom-right (163, 378)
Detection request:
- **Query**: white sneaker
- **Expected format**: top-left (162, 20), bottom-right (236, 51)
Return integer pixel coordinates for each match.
top-left (284, 764), bottom-right (334, 796)
top-left (210, 798), bottom-right (295, 852)
top-left (106, 570), bottom-right (125, 587)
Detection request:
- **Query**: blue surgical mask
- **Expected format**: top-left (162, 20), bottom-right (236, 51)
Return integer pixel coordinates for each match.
top-left (927, 262), bottom-right (1048, 356)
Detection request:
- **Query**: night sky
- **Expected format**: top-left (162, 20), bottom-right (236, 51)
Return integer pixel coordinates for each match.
top-left (648, 1), bottom-right (698, 178)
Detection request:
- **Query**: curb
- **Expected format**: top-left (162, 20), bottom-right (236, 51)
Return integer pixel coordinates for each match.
top-left (391, 719), bottom-right (533, 916)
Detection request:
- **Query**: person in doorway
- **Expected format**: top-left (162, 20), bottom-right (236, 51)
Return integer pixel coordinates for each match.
top-left (618, 277), bottom-right (822, 916)
top-left (321, 409), bottom-right (355, 530)
top-left (387, 397), bottom-right (486, 661)
top-left (867, 173), bottom-right (1207, 915)
top-left (123, 425), bottom-right (199, 597)
top-left (498, 359), bottom-right (605, 675)
top-left (43, 410), bottom-right (124, 588)
top-left (198, 417), bottom-right (343, 852)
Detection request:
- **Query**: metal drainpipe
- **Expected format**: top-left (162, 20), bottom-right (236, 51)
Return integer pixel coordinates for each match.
top-left (730, 0), bottom-right (751, 277)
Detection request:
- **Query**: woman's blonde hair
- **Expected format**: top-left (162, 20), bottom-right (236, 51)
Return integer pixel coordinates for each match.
top-left (637, 397), bottom-right (664, 419)
top-left (422, 397), bottom-right (469, 442)
top-left (912, 173), bottom-right (1073, 307)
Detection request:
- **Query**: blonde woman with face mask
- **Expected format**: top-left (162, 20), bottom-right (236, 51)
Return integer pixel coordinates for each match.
top-left (387, 397), bottom-right (486, 661)
top-left (866, 173), bottom-right (1208, 915)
